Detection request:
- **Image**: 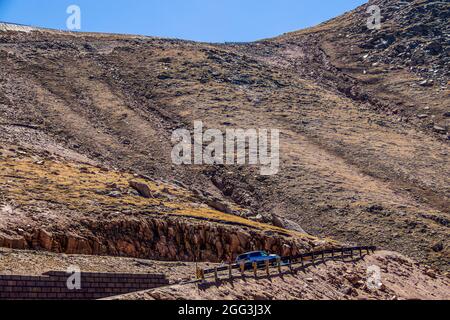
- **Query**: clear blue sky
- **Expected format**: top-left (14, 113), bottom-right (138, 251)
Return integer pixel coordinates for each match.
top-left (0, 0), bottom-right (367, 42)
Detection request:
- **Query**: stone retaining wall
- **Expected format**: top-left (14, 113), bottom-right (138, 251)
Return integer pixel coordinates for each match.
top-left (0, 271), bottom-right (169, 300)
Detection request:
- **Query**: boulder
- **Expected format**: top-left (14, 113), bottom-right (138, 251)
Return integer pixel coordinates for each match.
top-left (432, 241), bottom-right (444, 252)
top-left (129, 180), bottom-right (155, 199)
top-left (433, 126), bottom-right (446, 134)
top-left (272, 215), bottom-right (285, 228)
top-left (206, 198), bottom-right (232, 214)
top-left (283, 219), bottom-right (307, 234)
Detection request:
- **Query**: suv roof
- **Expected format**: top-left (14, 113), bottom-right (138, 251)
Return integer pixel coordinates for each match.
top-left (237, 251), bottom-right (267, 258)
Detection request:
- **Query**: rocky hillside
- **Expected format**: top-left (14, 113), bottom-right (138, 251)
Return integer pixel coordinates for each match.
top-left (0, 144), bottom-right (329, 262)
top-left (320, 0), bottom-right (449, 84)
top-left (0, 0), bottom-right (448, 299)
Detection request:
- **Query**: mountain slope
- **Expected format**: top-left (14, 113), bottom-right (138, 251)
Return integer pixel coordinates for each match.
top-left (0, 0), bottom-right (448, 292)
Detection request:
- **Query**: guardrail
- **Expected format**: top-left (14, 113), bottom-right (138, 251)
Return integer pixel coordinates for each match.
top-left (196, 246), bottom-right (376, 282)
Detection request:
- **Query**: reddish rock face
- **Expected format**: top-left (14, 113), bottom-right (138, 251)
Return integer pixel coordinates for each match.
top-left (38, 229), bottom-right (53, 251)
top-left (0, 216), bottom-right (325, 263)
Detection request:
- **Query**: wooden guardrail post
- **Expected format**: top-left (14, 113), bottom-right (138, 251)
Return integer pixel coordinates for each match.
top-left (196, 266), bottom-right (205, 281)
top-left (277, 258), bottom-right (282, 273)
top-left (321, 251), bottom-right (325, 263)
top-left (214, 267), bottom-right (219, 282)
top-left (240, 261), bottom-right (245, 277)
top-left (311, 252), bottom-right (315, 265)
top-left (228, 264), bottom-right (232, 279)
top-left (359, 248), bottom-right (363, 257)
top-left (253, 262), bottom-right (258, 278)
top-left (300, 255), bottom-right (305, 268)
top-left (265, 260), bottom-right (270, 277)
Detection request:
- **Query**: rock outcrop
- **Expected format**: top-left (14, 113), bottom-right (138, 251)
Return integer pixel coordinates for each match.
top-left (0, 216), bottom-right (327, 263)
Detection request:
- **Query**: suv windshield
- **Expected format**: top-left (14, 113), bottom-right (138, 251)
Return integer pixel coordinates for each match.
top-left (249, 252), bottom-right (268, 258)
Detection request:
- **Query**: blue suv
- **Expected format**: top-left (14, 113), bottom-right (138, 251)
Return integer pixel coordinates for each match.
top-left (235, 251), bottom-right (280, 267)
